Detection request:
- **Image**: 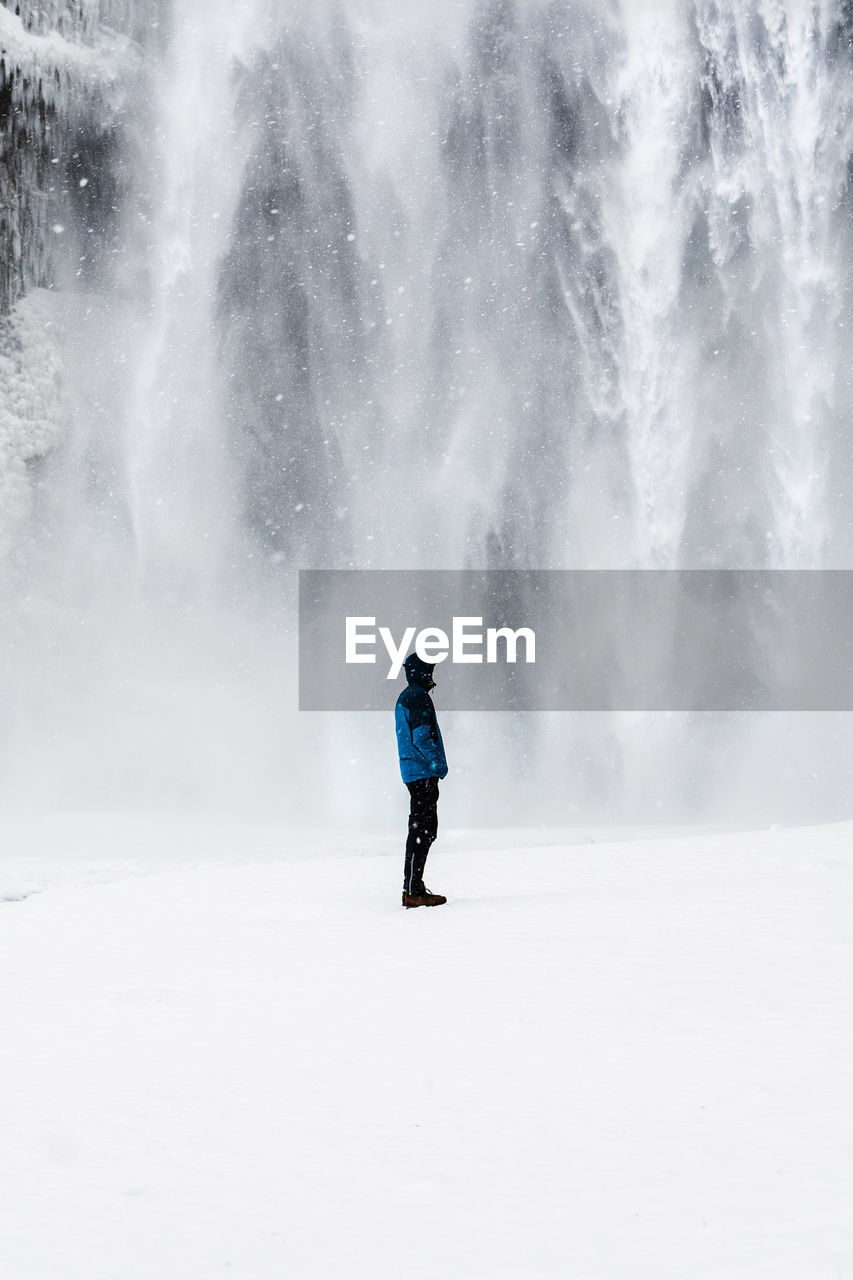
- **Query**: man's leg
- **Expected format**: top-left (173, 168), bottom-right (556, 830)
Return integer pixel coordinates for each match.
top-left (404, 777), bottom-right (439, 895)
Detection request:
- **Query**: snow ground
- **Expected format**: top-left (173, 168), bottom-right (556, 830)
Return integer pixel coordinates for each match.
top-left (1, 815), bottom-right (851, 1279)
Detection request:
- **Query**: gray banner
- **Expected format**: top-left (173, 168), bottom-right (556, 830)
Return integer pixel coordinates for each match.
top-left (298, 570), bottom-right (853, 711)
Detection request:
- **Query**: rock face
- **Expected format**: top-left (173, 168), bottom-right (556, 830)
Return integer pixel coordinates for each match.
top-left (0, 0), bottom-right (143, 552)
top-left (0, 0), bottom-right (141, 310)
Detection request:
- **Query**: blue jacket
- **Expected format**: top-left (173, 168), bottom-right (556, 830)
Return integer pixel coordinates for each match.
top-left (395, 654), bottom-right (448, 784)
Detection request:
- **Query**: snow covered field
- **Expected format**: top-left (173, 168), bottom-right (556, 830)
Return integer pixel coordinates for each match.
top-left (1, 815), bottom-right (851, 1279)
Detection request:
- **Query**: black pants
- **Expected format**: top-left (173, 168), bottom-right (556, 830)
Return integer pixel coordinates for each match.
top-left (404, 777), bottom-right (439, 894)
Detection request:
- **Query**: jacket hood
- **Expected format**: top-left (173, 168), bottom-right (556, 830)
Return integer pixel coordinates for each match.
top-left (404, 652), bottom-right (436, 689)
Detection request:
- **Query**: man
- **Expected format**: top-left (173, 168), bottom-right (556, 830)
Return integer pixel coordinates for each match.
top-left (395, 652), bottom-right (448, 908)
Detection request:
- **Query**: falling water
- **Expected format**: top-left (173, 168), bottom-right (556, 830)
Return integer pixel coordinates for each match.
top-left (120, 2), bottom-right (269, 588)
top-left (1, 0), bottom-right (852, 819)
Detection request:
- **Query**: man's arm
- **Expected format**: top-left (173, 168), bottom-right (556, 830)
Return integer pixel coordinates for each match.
top-left (408, 693), bottom-right (447, 777)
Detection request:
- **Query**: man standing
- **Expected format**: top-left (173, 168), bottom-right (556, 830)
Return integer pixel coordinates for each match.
top-left (395, 652), bottom-right (448, 908)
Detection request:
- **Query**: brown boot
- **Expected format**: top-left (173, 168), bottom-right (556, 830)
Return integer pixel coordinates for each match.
top-left (402, 889), bottom-right (447, 908)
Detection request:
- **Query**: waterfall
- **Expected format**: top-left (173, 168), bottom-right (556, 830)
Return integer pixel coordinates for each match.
top-left (119, 0), bottom-right (273, 590)
top-left (1, 0), bottom-right (852, 819)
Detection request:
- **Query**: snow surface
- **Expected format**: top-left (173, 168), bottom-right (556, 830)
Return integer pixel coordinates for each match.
top-left (1, 814), bottom-right (851, 1279)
